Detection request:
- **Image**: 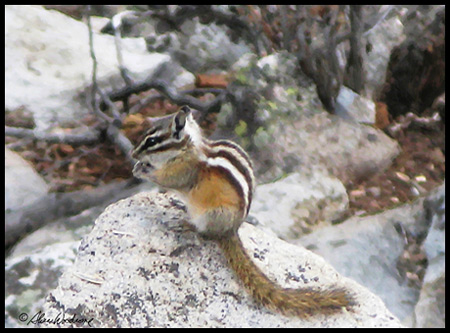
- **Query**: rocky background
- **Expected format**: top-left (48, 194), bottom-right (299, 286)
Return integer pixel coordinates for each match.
top-left (5, 5), bottom-right (445, 328)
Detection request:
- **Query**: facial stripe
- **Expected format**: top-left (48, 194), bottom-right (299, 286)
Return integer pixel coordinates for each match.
top-left (134, 126), bottom-right (191, 156)
top-left (144, 126), bottom-right (161, 137)
top-left (133, 131), bottom-right (168, 156)
top-left (151, 135), bottom-right (190, 153)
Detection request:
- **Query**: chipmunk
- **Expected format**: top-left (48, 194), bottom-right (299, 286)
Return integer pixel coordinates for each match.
top-left (132, 105), bottom-right (355, 318)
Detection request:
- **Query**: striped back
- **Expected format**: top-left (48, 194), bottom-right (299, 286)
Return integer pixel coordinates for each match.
top-left (202, 139), bottom-right (255, 216)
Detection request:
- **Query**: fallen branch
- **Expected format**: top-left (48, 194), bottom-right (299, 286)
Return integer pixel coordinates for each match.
top-left (5, 126), bottom-right (101, 146)
top-left (387, 112), bottom-right (442, 136)
top-left (5, 178), bottom-right (141, 251)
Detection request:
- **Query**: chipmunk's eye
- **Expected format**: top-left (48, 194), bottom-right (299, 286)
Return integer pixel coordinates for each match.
top-left (142, 136), bottom-right (161, 150)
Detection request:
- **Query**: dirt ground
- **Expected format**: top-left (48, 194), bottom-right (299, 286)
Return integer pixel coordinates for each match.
top-left (346, 118), bottom-right (445, 216)
top-left (345, 114), bottom-right (444, 289)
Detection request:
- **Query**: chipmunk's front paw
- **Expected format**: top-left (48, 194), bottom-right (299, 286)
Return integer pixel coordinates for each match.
top-left (168, 220), bottom-right (196, 233)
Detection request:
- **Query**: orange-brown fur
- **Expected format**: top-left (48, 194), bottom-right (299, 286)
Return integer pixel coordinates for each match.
top-left (187, 167), bottom-right (241, 217)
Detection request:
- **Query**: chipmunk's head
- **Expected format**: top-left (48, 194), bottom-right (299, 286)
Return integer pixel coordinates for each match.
top-left (132, 106), bottom-right (202, 170)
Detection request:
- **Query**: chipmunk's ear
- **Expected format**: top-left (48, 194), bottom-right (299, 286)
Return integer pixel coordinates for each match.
top-left (180, 105), bottom-right (191, 115)
top-left (172, 106), bottom-right (190, 138)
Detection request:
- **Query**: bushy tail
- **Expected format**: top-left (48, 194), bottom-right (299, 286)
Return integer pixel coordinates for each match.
top-left (218, 233), bottom-right (355, 318)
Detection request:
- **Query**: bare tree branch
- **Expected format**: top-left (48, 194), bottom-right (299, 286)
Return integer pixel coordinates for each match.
top-left (296, 9), bottom-right (343, 114)
top-left (336, 6), bottom-right (394, 45)
top-left (86, 6), bottom-right (114, 124)
top-left (105, 77), bottom-right (226, 115)
top-left (362, 6), bottom-right (394, 37)
top-left (345, 5), bottom-right (365, 94)
top-left (110, 10), bottom-right (141, 114)
top-left (128, 87), bottom-right (225, 114)
top-left (85, 6), bottom-right (135, 163)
